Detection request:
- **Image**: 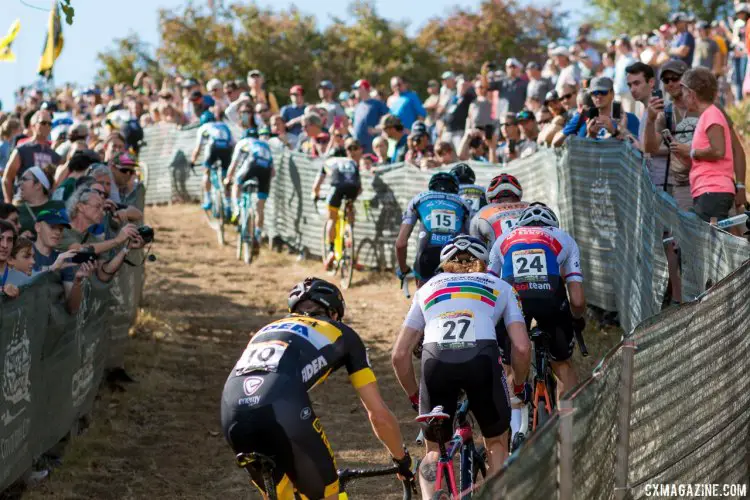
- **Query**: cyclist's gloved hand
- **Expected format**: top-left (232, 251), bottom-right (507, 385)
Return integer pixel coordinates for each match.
top-left (513, 382), bottom-right (533, 404)
top-left (392, 448), bottom-right (415, 481)
top-left (396, 266), bottom-right (412, 285)
top-left (572, 316), bottom-right (586, 334)
top-left (408, 393), bottom-right (419, 413)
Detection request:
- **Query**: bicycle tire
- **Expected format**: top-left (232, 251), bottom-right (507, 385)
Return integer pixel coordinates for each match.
top-left (236, 207), bottom-right (244, 261)
top-left (321, 221), bottom-right (330, 265)
top-left (243, 209), bottom-right (255, 265)
top-left (213, 188), bottom-right (225, 246)
top-left (340, 221), bottom-right (355, 289)
top-left (432, 489), bottom-right (451, 500)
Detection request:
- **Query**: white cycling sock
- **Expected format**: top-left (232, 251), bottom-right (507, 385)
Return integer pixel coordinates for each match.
top-left (510, 408), bottom-right (522, 437)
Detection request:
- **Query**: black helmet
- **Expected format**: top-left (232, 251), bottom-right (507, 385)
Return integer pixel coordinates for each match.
top-left (288, 277), bottom-right (346, 319)
top-left (428, 172), bottom-right (459, 194)
top-left (450, 163), bottom-right (475, 185)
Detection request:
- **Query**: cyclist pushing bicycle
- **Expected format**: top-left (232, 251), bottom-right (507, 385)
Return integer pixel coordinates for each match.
top-left (489, 203), bottom-right (587, 443)
top-left (311, 140), bottom-right (363, 271)
top-left (392, 235), bottom-right (531, 498)
top-left (221, 277), bottom-right (414, 499)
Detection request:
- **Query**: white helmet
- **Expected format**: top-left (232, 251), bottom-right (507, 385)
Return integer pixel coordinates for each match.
top-left (516, 203), bottom-right (559, 228)
top-left (439, 235), bottom-right (489, 267)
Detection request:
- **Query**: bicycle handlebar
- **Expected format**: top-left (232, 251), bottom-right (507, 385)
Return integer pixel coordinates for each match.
top-left (338, 466), bottom-right (414, 500)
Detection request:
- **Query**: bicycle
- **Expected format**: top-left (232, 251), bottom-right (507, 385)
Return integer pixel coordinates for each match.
top-left (200, 162), bottom-right (227, 246)
top-left (416, 400), bottom-right (487, 499)
top-left (235, 451), bottom-right (414, 499)
top-left (236, 178), bottom-right (260, 265)
top-left (314, 197), bottom-right (356, 290)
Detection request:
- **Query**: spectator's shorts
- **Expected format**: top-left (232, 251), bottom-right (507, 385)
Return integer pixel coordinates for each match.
top-left (236, 163), bottom-right (272, 200)
top-left (220, 372), bottom-right (339, 499)
top-left (327, 184), bottom-right (359, 210)
top-left (204, 145), bottom-right (233, 174)
top-left (496, 295), bottom-right (575, 364)
top-left (419, 340), bottom-right (510, 441)
top-left (692, 192), bottom-right (734, 222)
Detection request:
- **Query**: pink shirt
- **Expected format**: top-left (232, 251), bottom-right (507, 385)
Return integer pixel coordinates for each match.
top-left (689, 105), bottom-right (735, 198)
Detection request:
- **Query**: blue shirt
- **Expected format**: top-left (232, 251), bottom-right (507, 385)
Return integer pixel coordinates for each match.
top-left (389, 91), bottom-right (426, 130)
top-left (563, 111), bottom-right (640, 139)
top-left (671, 31), bottom-right (696, 66)
top-left (353, 99), bottom-right (389, 154)
top-left (280, 104), bottom-right (306, 136)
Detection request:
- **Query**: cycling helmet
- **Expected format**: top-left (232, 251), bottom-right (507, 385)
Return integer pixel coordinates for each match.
top-left (450, 163), bottom-right (475, 185)
top-left (486, 173), bottom-right (522, 202)
top-left (428, 172), bottom-right (459, 194)
top-left (199, 110), bottom-right (216, 125)
top-left (439, 235), bottom-right (489, 267)
top-left (288, 277), bottom-right (346, 319)
top-left (516, 203), bottom-right (559, 228)
top-left (243, 127), bottom-right (259, 139)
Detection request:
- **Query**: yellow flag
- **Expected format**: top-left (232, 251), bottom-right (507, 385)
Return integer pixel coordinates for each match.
top-left (37, 1), bottom-right (64, 77)
top-left (0, 19), bottom-right (21, 63)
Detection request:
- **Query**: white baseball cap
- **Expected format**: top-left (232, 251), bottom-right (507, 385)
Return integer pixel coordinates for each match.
top-left (207, 78), bottom-right (222, 92)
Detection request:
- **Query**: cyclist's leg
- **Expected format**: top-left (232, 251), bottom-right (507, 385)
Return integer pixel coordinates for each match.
top-left (419, 345), bottom-right (461, 497)
top-left (495, 321), bottom-right (523, 441)
top-left (540, 300), bottom-right (577, 402)
top-left (249, 164), bottom-right (272, 240)
top-left (219, 148), bottom-right (233, 218)
top-left (463, 343), bottom-right (511, 472)
top-left (325, 187), bottom-right (344, 263)
top-left (202, 147), bottom-right (218, 208)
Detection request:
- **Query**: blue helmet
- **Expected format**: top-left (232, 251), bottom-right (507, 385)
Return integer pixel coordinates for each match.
top-left (199, 110), bottom-right (216, 125)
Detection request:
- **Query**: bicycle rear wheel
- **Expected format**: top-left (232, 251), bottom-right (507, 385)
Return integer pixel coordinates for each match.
top-left (212, 187), bottom-right (225, 246)
top-left (340, 221), bottom-right (355, 289)
top-left (321, 221), bottom-right (331, 265)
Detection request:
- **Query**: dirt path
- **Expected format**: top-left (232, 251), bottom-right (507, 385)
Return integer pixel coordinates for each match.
top-left (25, 204), bottom-right (619, 500)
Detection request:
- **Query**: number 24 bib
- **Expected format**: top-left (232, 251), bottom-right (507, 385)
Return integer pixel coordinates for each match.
top-left (511, 249), bottom-right (548, 281)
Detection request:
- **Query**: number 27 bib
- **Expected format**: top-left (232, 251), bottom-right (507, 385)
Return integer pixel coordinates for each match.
top-left (428, 311), bottom-right (476, 349)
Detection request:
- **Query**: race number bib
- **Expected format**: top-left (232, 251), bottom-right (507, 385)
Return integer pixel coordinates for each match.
top-left (511, 249), bottom-right (548, 281)
top-left (430, 312), bottom-right (476, 349)
top-left (431, 210), bottom-right (456, 233)
top-left (465, 195), bottom-right (481, 212)
top-left (235, 340), bottom-right (288, 375)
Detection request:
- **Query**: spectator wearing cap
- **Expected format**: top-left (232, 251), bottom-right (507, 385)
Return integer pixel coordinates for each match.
top-left (525, 62), bottom-right (554, 110)
top-left (668, 68), bottom-right (746, 221)
top-left (16, 165), bottom-right (64, 238)
top-left (110, 153), bottom-right (141, 204)
top-left (644, 59), bottom-right (699, 210)
top-left (587, 76), bottom-right (640, 140)
top-left (55, 122), bottom-right (89, 161)
top-left (317, 80), bottom-right (347, 131)
top-left (441, 76), bottom-right (476, 150)
top-left (296, 113), bottom-right (324, 157)
top-left (553, 47), bottom-right (582, 95)
top-left (422, 80), bottom-right (441, 135)
top-left (669, 12), bottom-right (696, 66)
top-left (3, 110), bottom-right (62, 203)
top-left (223, 80), bottom-right (242, 103)
top-left (613, 37), bottom-right (638, 113)
top-left (246, 70), bottom-right (279, 114)
top-left (32, 208), bottom-right (95, 314)
top-left (516, 110), bottom-right (540, 154)
top-left (380, 115), bottom-right (409, 163)
top-left (467, 79), bottom-right (493, 131)
top-left (180, 78), bottom-right (201, 123)
top-left (207, 78), bottom-right (230, 115)
top-left (388, 77), bottom-right (426, 131)
top-left (538, 91), bottom-right (568, 146)
top-left (352, 79), bottom-right (390, 154)
top-left (693, 21), bottom-right (721, 74)
top-left (280, 85), bottom-right (307, 146)
top-left (481, 58), bottom-right (528, 117)
top-left (436, 71), bottom-right (458, 127)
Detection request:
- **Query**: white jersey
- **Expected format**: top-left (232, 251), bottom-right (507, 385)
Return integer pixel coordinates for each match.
top-left (470, 201), bottom-right (530, 247)
top-left (402, 272), bottom-right (525, 348)
top-left (488, 226), bottom-right (583, 293)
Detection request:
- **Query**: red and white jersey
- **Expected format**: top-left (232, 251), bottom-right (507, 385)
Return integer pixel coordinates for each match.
top-left (470, 201), bottom-right (530, 248)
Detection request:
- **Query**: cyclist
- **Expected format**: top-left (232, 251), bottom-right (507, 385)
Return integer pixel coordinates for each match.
top-left (224, 127), bottom-right (274, 243)
top-left (392, 235), bottom-right (531, 497)
top-left (451, 163), bottom-right (487, 217)
top-left (221, 277), bottom-right (414, 499)
top-left (191, 109), bottom-right (235, 219)
top-left (470, 173), bottom-right (529, 248)
top-left (489, 203), bottom-right (586, 407)
top-left (395, 172), bottom-right (471, 288)
top-left (311, 140), bottom-right (362, 270)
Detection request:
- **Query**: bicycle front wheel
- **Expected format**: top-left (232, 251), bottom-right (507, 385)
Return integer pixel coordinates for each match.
top-left (213, 188), bottom-right (225, 246)
top-left (340, 221), bottom-right (355, 289)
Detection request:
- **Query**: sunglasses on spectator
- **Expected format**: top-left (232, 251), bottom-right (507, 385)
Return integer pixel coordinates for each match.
top-left (560, 93), bottom-right (574, 100)
top-left (539, 119), bottom-right (552, 125)
top-left (346, 145), bottom-right (361, 151)
top-left (92, 188), bottom-right (109, 199)
top-left (117, 167), bottom-right (136, 176)
top-left (38, 120), bottom-right (52, 126)
top-left (590, 90), bottom-right (610, 97)
top-left (662, 76), bottom-right (681, 84)
top-left (544, 99), bottom-right (560, 105)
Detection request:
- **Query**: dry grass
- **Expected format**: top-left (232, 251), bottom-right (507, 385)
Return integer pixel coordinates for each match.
top-left (23, 204), bottom-right (620, 499)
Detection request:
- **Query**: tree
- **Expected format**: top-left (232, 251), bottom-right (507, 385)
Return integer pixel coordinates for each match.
top-left (96, 33), bottom-right (164, 86)
top-left (415, 0), bottom-right (567, 77)
top-left (589, 0), bottom-right (732, 36)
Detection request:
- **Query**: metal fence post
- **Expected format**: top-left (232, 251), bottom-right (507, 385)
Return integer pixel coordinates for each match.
top-left (558, 399), bottom-right (573, 500)
top-left (615, 341), bottom-right (636, 500)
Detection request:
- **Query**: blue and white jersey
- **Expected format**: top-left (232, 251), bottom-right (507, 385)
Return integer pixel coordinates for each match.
top-left (232, 137), bottom-right (273, 171)
top-left (402, 191), bottom-right (472, 248)
top-left (196, 121), bottom-right (234, 150)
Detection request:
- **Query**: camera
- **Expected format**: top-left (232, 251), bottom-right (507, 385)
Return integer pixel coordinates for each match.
top-left (71, 250), bottom-right (97, 264)
top-left (137, 225), bottom-right (155, 244)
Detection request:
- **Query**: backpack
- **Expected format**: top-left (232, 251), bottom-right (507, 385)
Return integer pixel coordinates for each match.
top-left (122, 118), bottom-right (144, 154)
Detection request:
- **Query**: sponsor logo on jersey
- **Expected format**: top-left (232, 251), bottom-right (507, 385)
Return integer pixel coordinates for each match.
top-left (300, 407), bottom-right (312, 420)
top-left (513, 282), bottom-right (552, 292)
top-left (499, 227), bottom-right (563, 256)
top-left (301, 355), bottom-right (328, 383)
top-left (424, 280), bottom-right (499, 310)
top-left (238, 396), bottom-right (260, 406)
top-left (243, 376), bottom-right (264, 396)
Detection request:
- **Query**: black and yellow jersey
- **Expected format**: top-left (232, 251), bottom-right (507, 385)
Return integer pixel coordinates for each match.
top-left (231, 314), bottom-right (376, 391)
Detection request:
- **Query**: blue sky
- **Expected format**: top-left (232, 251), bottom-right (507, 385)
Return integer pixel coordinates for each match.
top-left (0, 0), bottom-right (586, 110)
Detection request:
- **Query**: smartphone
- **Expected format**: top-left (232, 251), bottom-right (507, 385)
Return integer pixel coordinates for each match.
top-left (508, 140), bottom-right (516, 154)
top-left (483, 124), bottom-right (495, 140)
top-left (652, 88), bottom-right (663, 99)
top-left (612, 101), bottom-right (622, 121)
top-left (586, 107), bottom-right (599, 120)
top-left (71, 251), bottom-right (97, 264)
top-left (660, 129), bottom-right (673, 146)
